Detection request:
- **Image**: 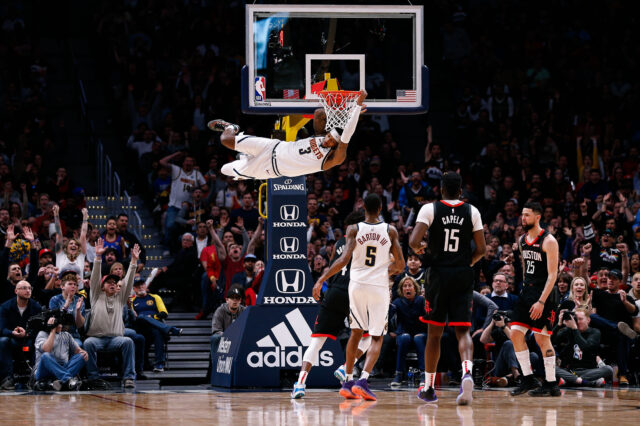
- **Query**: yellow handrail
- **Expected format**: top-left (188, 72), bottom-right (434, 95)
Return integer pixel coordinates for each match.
top-left (258, 182), bottom-right (268, 219)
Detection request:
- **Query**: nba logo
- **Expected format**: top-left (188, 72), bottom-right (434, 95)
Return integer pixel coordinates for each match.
top-left (255, 76), bottom-right (266, 102)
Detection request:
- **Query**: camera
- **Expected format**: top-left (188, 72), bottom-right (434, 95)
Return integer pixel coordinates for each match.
top-left (26, 309), bottom-right (75, 336)
top-left (492, 310), bottom-right (510, 322)
top-left (561, 311), bottom-right (576, 322)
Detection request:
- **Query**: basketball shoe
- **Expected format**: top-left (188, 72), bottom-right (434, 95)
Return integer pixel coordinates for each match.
top-left (352, 379), bottom-right (377, 401)
top-left (417, 386), bottom-right (438, 403)
top-left (456, 373), bottom-right (474, 406)
top-left (510, 374), bottom-right (538, 396)
top-left (291, 382), bottom-right (306, 399)
top-left (334, 365), bottom-right (347, 384)
top-left (529, 380), bottom-right (561, 397)
top-left (339, 380), bottom-right (360, 399)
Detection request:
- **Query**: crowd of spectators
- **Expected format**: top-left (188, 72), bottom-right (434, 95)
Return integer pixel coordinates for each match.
top-left (2, 0), bottom-right (640, 391)
top-left (88, 0), bottom-right (640, 387)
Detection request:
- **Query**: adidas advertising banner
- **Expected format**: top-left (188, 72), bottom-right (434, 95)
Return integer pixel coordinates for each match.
top-left (211, 176), bottom-right (344, 388)
top-left (257, 176), bottom-right (316, 305)
top-left (211, 305), bottom-right (344, 388)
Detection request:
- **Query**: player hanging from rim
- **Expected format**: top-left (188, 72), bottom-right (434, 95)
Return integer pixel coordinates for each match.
top-left (315, 194), bottom-right (405, 401)
top-left (291, 211), bottom-right (372, 399)
top-left (207, 91), bottom-right (367, 180)
top-left (508, 201), bottom-right (561, 397)
top-left (409, 172), bottom-right (486, 405)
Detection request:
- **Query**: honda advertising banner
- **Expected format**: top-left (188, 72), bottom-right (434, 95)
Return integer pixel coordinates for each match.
top-left (257, 176), bottom-right (316, 305)
top-left (212, 176), bottom-right (344, 388)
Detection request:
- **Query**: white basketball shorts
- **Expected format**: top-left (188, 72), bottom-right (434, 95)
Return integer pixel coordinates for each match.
top-left (220, 134), bottom-right (279, 180)
top-left (348, 282), bottom-right (390, 336)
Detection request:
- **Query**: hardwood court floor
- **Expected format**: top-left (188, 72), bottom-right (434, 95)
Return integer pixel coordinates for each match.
top-left (1, 387), bottom-right (639, 425)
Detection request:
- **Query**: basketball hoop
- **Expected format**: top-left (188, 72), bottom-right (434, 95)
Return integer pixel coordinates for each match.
top-left (318, 90), bottom-right (360, 131)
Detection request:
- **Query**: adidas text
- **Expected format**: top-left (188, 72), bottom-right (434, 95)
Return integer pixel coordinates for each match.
top-left (263, 296), bottom-right (315, 304)
top-left (247, 347), bottom-right (333, 368)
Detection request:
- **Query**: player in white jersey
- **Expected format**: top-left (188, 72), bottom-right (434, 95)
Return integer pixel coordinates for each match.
top-left (207, 91), bottom-right (367, 180)
top-left (315, 194), bottom-right (405, 401)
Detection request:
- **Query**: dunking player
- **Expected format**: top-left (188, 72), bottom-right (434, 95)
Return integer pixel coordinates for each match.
top-left (315, 194), bottom-right (405, 401)
top-left (290, 211), bottom-right (373, 399)
top-left (508, 202), bottom-right (561, 397)
top-left (409, 172), bottom-right (486, 405)
top-left (207, 91), bottom-right (367, 180)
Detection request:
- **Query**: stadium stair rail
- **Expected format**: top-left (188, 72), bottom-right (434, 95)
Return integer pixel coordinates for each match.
top-left (73, 45), bottom-right (211, 386)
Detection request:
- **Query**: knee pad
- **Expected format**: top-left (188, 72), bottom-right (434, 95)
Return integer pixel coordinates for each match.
top-left (358, 335), bottom-right (372, 353)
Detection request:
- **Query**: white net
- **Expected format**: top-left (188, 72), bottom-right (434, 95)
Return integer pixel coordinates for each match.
top-left (318, 91), bottom-right (360, 131)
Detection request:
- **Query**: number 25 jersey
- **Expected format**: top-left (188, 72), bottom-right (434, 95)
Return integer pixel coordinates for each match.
top-left (519, 229), bottom-right (550, 287)
top-left (350, 221), bottom-right (391, 287)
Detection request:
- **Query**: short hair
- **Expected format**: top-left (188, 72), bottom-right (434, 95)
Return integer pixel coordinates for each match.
top-left (441, 172), bottom-right (462, 198)
top-left (363, 193), bottom-right (381, 214)
top-left (117, 213), bottom-right (129, 220)
top-left (575, 307), bottom-right (592, 317)
top-left (558, 272), bottom-right (572, 283)
top-left (61, 272), bottom-right (78, 283)
top-left (106, 215), bottom-right (117, 223)
top-left (344, 211), bottom-right (365, 226)
top-left (523, 201), bottom-right (543, 215)
top-left (109, 262), bottom-right (124, 274)
top-left (182, 233), bottom-right (194, 241)
top-left (407, 251), bottom-right (422, 261)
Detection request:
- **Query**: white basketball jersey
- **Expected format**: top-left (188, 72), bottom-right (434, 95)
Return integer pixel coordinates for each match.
top-left (273, 136), bottom-right (332, 177)
top-left (350, 221), bottom-right (392, 287)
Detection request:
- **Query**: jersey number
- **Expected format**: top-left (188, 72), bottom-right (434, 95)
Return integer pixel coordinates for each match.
top-left (298, 147), bottom-right (311, 155)
top-left (443, 228), bottom-right (460, 252)
top-left (365, 246), bottom-right (377, 267)
top-left (526, 260), bottom-right (535, 275)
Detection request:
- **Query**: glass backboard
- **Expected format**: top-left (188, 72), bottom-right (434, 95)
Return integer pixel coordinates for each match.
top-left (243, 4), bottom-right (428, 115)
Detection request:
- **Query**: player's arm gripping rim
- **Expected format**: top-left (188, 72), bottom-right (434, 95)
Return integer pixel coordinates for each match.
top-left (388, 225), bottom-right (406, 275)
top-left (313, 224), bottom-right (357, 300)
top-left (321, 90), bottom-right (368, 171)
top-left (529, 235), bottom-right (559, 321)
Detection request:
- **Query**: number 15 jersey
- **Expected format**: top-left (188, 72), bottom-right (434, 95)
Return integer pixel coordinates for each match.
top-left (416, 200), bottom-right (483, 267)
top-left (350, 221), bottom-right (392, 287)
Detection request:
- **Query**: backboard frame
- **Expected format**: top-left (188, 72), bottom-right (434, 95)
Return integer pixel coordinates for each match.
top-left (242, 4), bottom-right (428, 115)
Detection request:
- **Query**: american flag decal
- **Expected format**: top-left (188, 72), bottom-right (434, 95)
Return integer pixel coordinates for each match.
top-left (396, 89), bottom-right (417, 102)
top-left (283, 89), bottom-right (300, 99)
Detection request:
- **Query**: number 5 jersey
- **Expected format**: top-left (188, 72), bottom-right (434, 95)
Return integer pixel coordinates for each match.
top-left (350, 221), bottom-right (392, 288)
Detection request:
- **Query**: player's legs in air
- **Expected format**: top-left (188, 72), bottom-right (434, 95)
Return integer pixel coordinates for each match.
top-left (208, 119), bottom-right (278, 180)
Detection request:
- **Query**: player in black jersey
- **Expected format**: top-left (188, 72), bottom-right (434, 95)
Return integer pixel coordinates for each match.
top-left (291, 211), bottom-right (372, 399)
top-left (509, 201), bottom-right (561, 397)
top-left (409, 172), bottom-right (486, 405)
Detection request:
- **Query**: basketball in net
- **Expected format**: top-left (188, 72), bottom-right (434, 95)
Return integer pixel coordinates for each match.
top-left (318, 90), bottom-right (360, 131)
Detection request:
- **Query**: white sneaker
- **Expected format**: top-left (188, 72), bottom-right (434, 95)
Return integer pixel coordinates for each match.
top-left (456, 373), bottom-right (474, 406)
top-left (334, 365), bottom-right (347, 384)
top-left (291, 382), bottom-right (306, 399)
